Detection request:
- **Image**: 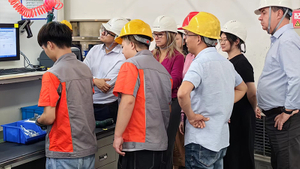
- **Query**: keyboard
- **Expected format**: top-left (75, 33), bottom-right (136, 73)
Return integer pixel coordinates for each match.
top-left (0, 68), bottom-right (36, 76)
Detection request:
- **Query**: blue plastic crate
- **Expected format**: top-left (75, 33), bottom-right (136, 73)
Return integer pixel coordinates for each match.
top-left (21, 105), bottom-right (44, 120)
top-left (1, 120), bottom-right (46, 144)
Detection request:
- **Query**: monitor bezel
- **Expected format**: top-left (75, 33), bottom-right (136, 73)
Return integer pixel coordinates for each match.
top-left (0, 23), bottom-right (20, 61)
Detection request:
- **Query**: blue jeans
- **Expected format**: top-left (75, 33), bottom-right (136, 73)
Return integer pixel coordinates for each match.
top-left (185, 143), bottom-right (227, 169)
top-left (46, 155), bottom-right (95, 169)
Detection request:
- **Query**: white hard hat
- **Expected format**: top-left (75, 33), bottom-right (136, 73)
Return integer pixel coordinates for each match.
top-left (177, 25), bottom-right (185, 34)
top-left (152, 15), bottom-right (177, 33)
top-left (102, 17), bottom-right (129, 36)
top-left (221, 20), bottom-right (247, 42)
top-left (254, 0), bottom-right (293, 15)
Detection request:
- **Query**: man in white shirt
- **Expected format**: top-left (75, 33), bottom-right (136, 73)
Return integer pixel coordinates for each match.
top-left (84, 17), bottom-right (129, 122)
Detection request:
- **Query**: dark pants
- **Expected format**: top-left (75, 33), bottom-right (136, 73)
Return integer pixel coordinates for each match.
top-left (93, 100), bottom-right (118, 122)
top-left (224, 104), bottom-right (255, 169)
top-left (164, 98), bottom-right (182, 169)
top-left (263, 107), bottom-right (300, 169)
top-left (118, 150), bottom-right (166, 169)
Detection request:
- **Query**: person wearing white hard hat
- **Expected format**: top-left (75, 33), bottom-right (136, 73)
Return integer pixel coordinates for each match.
top-left (83, 17), bottom-right (129, 123)
top-left (152, 15), bottom-right (185, 169)
top-left (220, 20), bottom-right (257, 169)
top-left (173, 25), bottom-right (188, 169)
top-left (176, 26), bottom-right (188, 56)
top-left (255, 0), bottom-right (300, 168)
top-left (152, 16), bottom-right (185, 100)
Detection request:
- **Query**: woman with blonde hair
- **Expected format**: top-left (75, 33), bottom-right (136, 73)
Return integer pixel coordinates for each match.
top-left (152, 15), bottom-right (185, 169)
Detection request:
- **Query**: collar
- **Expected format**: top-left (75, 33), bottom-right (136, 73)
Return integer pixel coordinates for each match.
top-left (194, 47), bottom-right (217, 60)
top-left (54, 53), bottom-right (76, 65)
top-left (135, 50), bottom-right (152, 57)
top-left (101, 44), bottom-right (122, 54)
top-left (271, 23), bottom-right (293, 40)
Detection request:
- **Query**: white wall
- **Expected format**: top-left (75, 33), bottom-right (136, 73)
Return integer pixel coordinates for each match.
top-left (0, 1), bottom-right (52, 68)
top-left (65, 0), bottom-right (300, 83)
top-left (0, 1), bottom-right (47, 128)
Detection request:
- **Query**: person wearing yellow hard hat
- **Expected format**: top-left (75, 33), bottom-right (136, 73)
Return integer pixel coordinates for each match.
top-left (83, 17), bottom-right (128, 123)
top-left (255, 0), bottom-right (300, 168)
top-left (61, 20), bottom-right (72, 31)
top-left (220, 20), bottom-right (257, 169)
top-left (36, 21), bottom-right (97, 169)
top-left (177, 12), bottom-right (247, 169)
top-left (60, 20), bottom-right (86, 61)
top-left (112, 19), bottom-right (172, 169)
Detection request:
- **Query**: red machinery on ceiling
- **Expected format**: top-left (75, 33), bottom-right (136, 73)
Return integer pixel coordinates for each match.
top-left (8, 0), bottom-right (63, 18)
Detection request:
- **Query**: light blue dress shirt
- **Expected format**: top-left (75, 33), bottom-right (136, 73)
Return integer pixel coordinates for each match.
top-left (183, 47), bottom-right (243, 152)
top-left (257, 24), bottom-right (300, 111)
top-left (84, 44), bottom-right (125, 104)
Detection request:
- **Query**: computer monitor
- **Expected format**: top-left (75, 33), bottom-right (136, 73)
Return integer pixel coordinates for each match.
top-left (0, 23), bottom-right (20, 61)
top-left (39, 47), bottom-right (83, 68)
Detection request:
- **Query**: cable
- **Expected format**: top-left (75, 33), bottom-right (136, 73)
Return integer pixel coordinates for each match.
top-left (20, 51), bottom-right (34, 69)
top-left (8, 0), bottom-right (63, 18)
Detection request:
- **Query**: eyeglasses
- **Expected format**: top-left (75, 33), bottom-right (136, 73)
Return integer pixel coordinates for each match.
top-left (219, 39), bottom-right (228, 43)
top-left (102, 29), bottom-right (115, 37)
top-left (153, 33), bottom-right (165, 38)
top-left (100, 26), bottom-right (116, 37)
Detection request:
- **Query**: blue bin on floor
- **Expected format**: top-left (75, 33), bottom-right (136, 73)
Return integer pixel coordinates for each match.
top-left (1, 120), bottom-right (46, 144)
top-left (21, 105), bottom-right (44, 120)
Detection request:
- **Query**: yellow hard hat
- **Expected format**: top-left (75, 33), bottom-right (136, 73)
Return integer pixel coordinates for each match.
top-left (61, 20), bottom-right (72, 31)
top-left (115, 19), bottom-right (153, 45)
top-left (182, 12), bottom-right (221, 39)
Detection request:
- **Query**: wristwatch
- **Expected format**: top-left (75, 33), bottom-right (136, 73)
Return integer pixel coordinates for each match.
top-left (281, 107), bottom-right (297, 115)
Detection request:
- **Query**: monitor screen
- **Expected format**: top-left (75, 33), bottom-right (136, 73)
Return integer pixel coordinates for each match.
top-left (0, 24), bottom-right (20, 61)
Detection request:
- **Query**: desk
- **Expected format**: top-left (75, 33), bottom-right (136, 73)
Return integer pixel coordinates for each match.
top-left (0, 125), bottom-right (116, 169)
top-left (0, 71), bottom-right (45, 85)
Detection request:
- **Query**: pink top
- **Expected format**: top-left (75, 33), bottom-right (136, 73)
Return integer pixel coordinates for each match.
top-left (182, 53), bottom-right (195, 78)
top-left (156, 50), bottom-right (185, 98)
top-left (181, 53), bottom-right (195, 118)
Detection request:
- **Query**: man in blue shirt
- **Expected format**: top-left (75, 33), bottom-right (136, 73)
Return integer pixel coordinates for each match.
top-left (177, 12), bottom-right (247, 169)
top-left (255, 0), bottom-right (300, 168)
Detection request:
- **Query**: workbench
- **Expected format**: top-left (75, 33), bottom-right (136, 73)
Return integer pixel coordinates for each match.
top-left (0, 71), bottom-right (45, 85)
top-left (0, 125), bottom-right (117, 169)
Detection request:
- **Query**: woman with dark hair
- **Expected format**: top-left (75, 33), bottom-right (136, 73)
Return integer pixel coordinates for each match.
top-left (176, 27), bottom-right (188, 56)
top-left (174, 12), bottom-right (198, 169)
top-left (221, 20), bottom-right (257, 169)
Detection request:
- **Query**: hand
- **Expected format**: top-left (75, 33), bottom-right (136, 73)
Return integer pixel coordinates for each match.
top-left (228, 119), bottom-right (231, 123)
top-left (94, 78), bottom-right (111, 93)
top-left (179, 121), bottom-right (184, 135)
top-left (113, 135), bottom-right (125, 156)
top-left (188, 113), bottom-right (209, 129)
top-left (274, 110), bottom-right (299, 130)
top-left (255, 107), bottom-right (262, 119)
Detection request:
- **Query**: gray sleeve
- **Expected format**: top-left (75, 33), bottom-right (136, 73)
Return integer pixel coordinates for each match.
top-left (132, 75), bottom-right (140, 97)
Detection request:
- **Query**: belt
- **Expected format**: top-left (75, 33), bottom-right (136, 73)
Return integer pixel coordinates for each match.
top-left (262, 107), bottom-right (283, 116)
top-left (94, 100), bottom-right (118, 108)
